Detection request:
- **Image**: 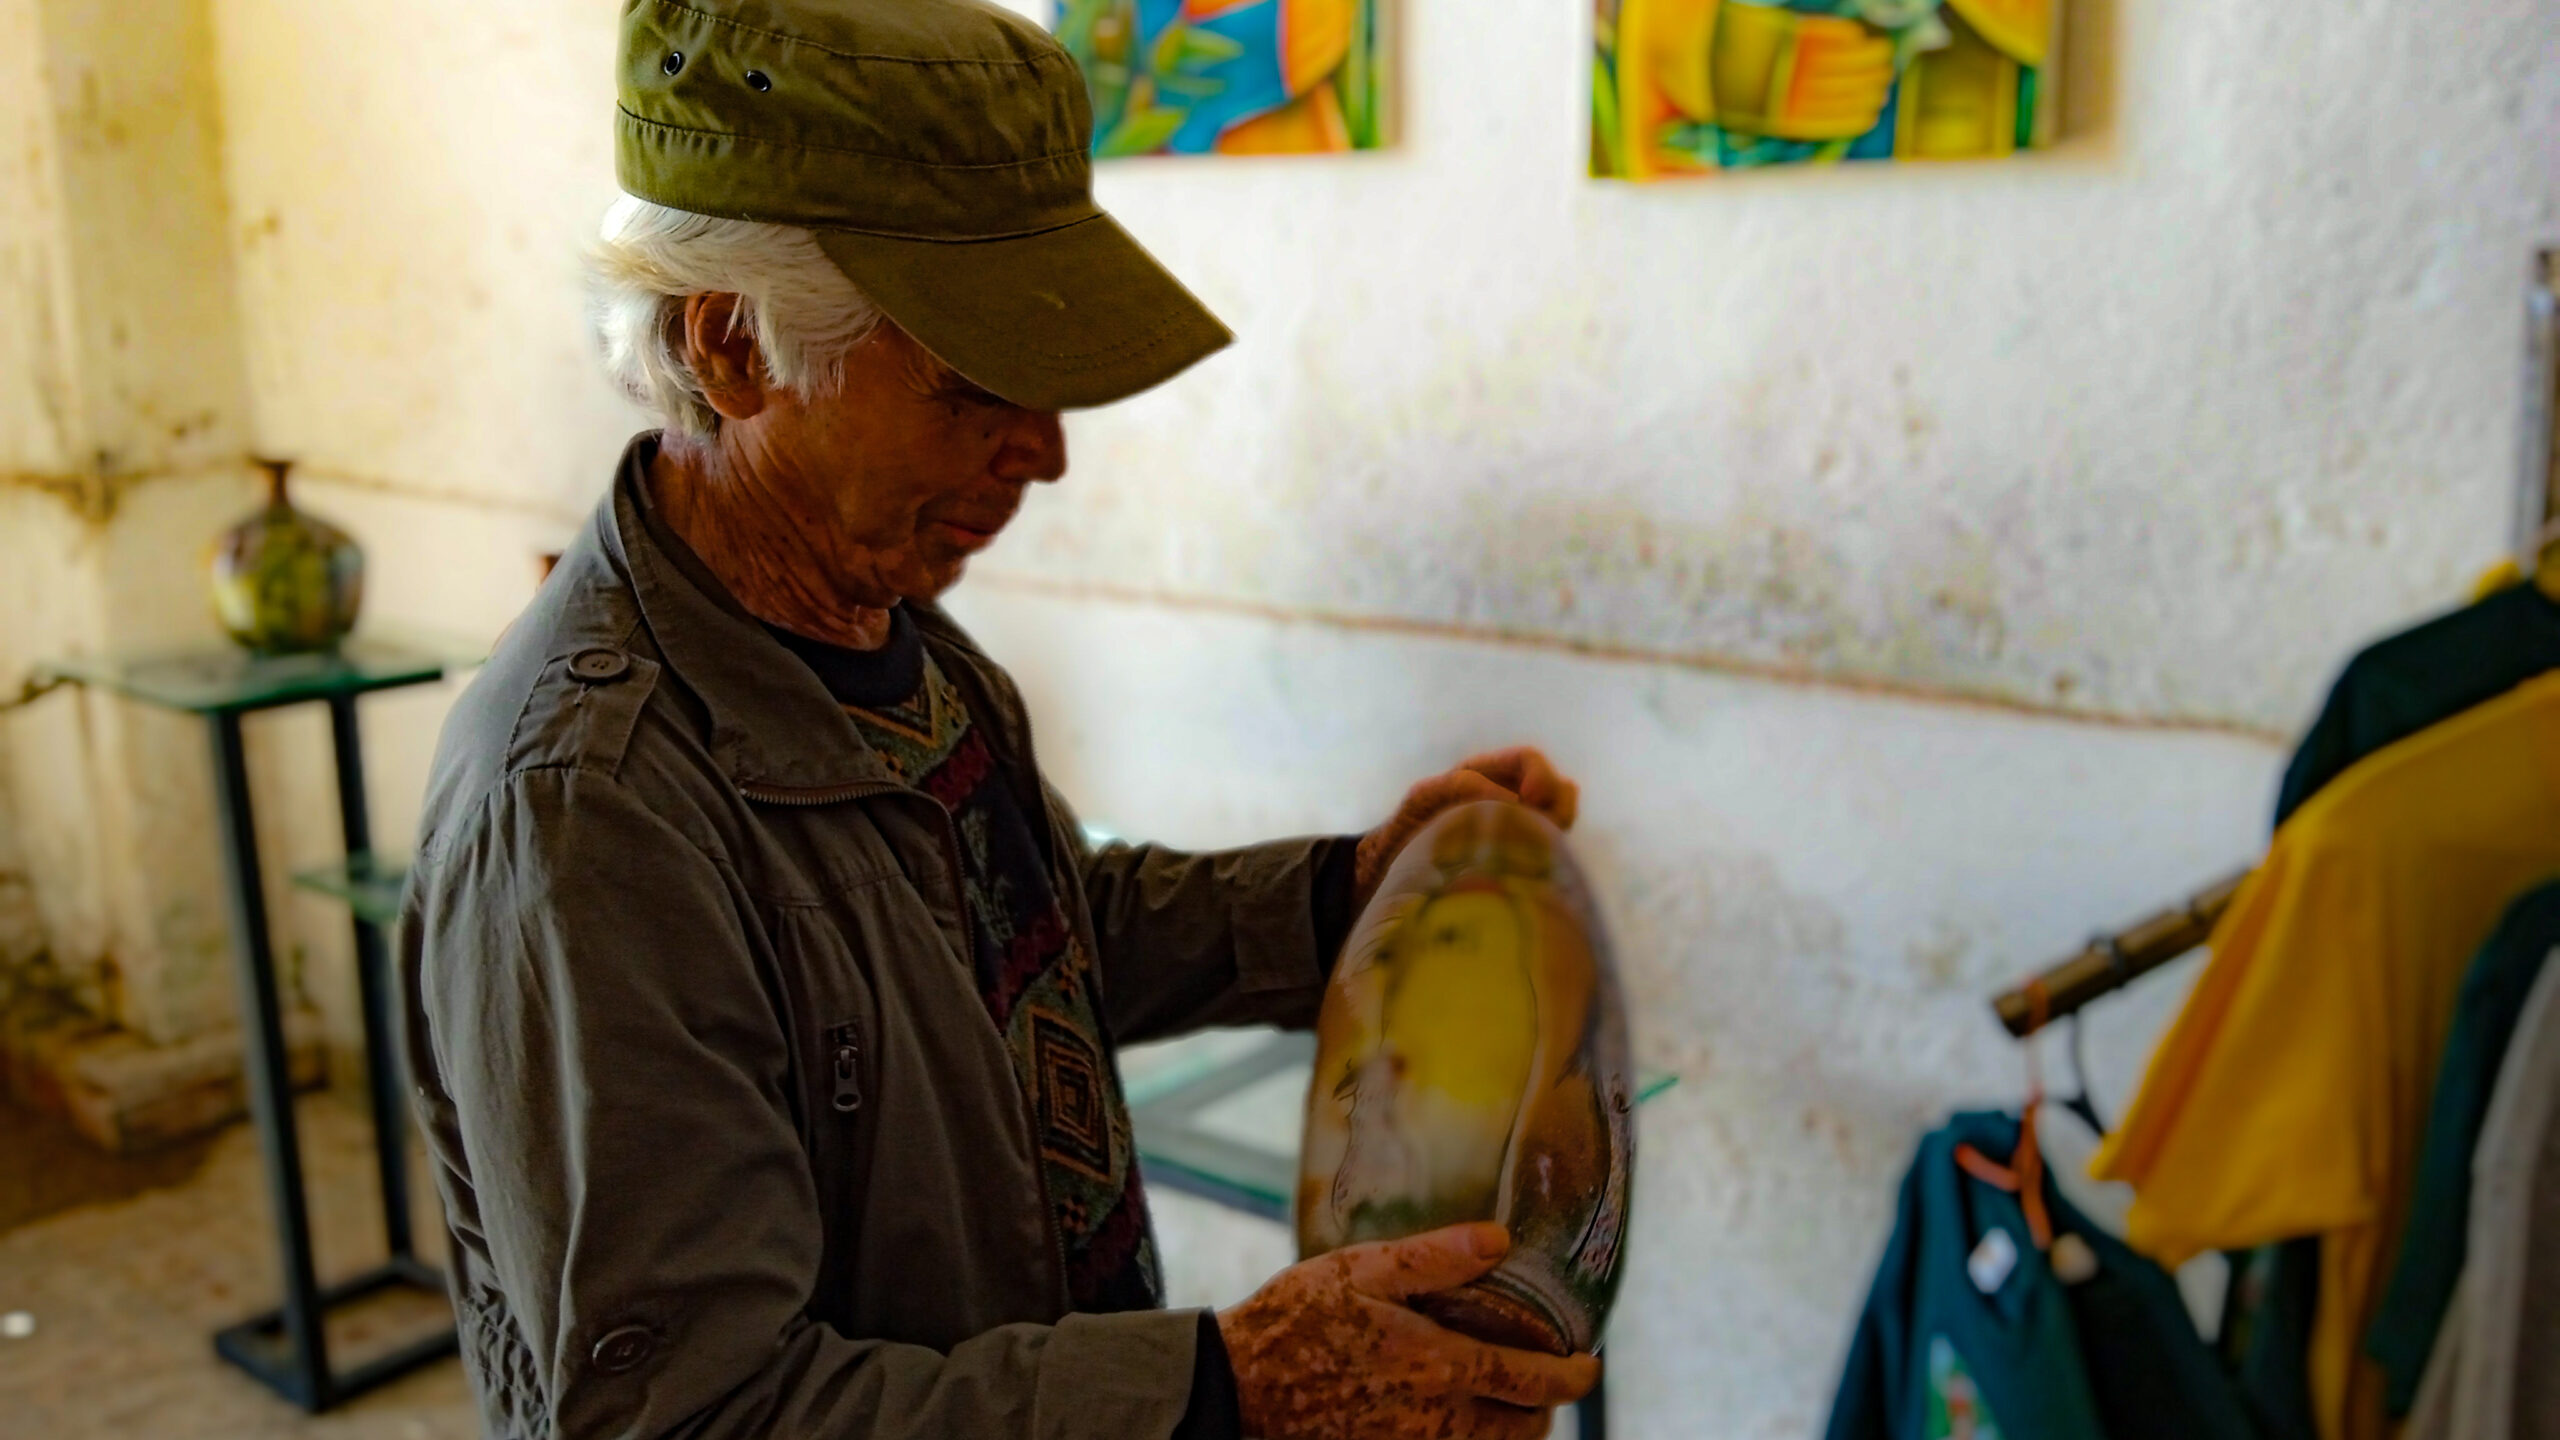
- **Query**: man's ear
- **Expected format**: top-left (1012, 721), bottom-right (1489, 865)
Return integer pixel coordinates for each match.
top-left (680, 292), bottom-right (769, 422)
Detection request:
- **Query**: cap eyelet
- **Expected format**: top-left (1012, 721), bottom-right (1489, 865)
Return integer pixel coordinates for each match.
top-left (744, 69), bottom-right (772, 92)
top-left (661, 50), bottom-right (684, 76)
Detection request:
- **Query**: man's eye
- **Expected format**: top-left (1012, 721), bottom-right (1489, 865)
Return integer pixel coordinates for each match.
top-left (928, 371), bottom-right (1004, 407)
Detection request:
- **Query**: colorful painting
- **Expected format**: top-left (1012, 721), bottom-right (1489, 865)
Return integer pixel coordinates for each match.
top-left (1592, 0), bottom-right (2062, 179)
top-left (1297, 801), bottom-right (1634, 1357)
top-left (1056, 0), bottom-right (1387, 157)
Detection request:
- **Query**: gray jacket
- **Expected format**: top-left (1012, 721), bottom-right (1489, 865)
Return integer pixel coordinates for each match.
top-left (400, 445), bottom-right (1338, 1439)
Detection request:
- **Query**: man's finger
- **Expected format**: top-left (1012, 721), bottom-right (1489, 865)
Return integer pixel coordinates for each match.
top-left (1455, 1338), bottom-right (1602, 1409)
top-left (1539, 776), bottom-right (1579, 829)
top-left (1456, 746), bottom-right (1538, 791)
top-left (1403, 770), bottom-right (1515, 822)
top-left (1331, 1222), bottom-right (1511, 1300)
top-left (1504, 751), bottom-right (1575, 829)
top-left (1457, 748), bottom-right (1579, 830)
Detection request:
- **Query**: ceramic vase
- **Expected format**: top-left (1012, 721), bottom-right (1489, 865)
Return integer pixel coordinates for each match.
top-left (209, 458), bottom-right (364, 655)
top-left (1296, 800), bottom-right (1635, 1356)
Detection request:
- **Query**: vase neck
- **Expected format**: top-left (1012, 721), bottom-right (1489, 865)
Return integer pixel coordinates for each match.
top-left (257, 461), bottom-right (292, 509)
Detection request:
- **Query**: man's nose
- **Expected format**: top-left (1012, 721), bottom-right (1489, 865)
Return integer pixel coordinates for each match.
top-left (994, 409), bottom-right (1067, 485)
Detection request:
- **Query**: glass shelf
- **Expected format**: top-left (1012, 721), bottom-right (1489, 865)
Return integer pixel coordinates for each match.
top-left (1125, 1029), bottom-right (1676, 1222)
top-left (38, 639), bottom-right (452, 716)
top-left (291, 852), bottom-right (409, 928)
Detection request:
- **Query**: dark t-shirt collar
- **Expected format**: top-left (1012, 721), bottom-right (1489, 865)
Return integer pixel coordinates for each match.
top-left (765, 609), bottom-right (924, 710)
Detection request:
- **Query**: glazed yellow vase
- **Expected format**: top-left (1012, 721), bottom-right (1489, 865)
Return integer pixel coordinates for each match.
top-left (1296, 801), bottom-right (1635, 1355)
top-left (208, 458), bottom-right (364, 655)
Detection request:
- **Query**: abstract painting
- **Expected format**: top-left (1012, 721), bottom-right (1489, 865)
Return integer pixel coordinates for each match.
top-left (1056, 0), bottom-right (1388, 157)
top-left (1593, 0), bottom-right (2062, 179)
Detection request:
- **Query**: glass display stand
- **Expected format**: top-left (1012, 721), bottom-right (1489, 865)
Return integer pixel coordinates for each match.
top-left (36, 640), bottom-right (458, 1411)
top-left (291, 850), bottom-right (407, 929)
top-left (1123, 1029), bottom-right (1674, 1439)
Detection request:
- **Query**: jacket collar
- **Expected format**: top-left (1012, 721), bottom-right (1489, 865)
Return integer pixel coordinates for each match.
top-left (601, 434), bottom-right (904, 796)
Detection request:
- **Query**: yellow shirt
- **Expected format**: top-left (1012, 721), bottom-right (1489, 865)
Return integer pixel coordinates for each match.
top-left (2091, 672), bottom-right (2560, 1440)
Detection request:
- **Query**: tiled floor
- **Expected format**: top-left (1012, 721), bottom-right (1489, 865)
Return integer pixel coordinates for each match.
top-left (0, 1098), bottom-right (217, 1235)
top-left (0, 1096), bottom-right (476, 1439)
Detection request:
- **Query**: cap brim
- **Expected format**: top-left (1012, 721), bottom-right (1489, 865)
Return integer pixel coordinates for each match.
top-left (812, 214), bottom-right (1232, 412)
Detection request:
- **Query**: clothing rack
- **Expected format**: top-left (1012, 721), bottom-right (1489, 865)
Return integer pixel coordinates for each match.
top-left (2515, 247), bottom-right (2560, 560)
top-left (1991, 868), bottom-right (2253, 1038)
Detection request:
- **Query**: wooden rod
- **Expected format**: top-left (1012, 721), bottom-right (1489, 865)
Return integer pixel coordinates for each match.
top-left (1992, 868), bottom-right (2254, 1038)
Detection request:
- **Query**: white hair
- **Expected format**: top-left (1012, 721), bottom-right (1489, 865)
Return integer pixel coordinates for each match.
top-left (588, 195), bottom-right (884, 440)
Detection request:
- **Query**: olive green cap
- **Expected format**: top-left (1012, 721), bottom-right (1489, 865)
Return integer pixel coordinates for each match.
top-left (616, 0), bottom-right (1232, 410)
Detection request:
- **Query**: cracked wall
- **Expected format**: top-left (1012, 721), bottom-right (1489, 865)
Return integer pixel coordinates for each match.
top-left (0, 0), bottom-right (268, 1044)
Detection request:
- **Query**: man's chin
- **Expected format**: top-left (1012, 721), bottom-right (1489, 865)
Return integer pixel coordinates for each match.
top-left (903, 555), bottom-right (968, 603)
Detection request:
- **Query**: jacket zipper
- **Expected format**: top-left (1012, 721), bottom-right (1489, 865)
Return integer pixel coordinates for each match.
top-left (739, 777), bottom-right (1075, 1307)
top-left (825, 1022), bottom-right (862, 1114)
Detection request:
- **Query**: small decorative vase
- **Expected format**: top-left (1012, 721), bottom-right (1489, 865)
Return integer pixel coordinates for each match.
top-left (208, 458), bottom-right (364, 654)
top-left (1297, 800), bottom-right (1636, 1356)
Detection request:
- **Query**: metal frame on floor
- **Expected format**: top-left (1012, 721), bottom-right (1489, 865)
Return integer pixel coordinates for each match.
top-left (5, 643), bottom-right (470, 1413)
top-left (203, 687), bottom-right (458, 1409)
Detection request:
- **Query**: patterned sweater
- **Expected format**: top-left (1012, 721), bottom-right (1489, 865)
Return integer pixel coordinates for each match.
top-left (772, 610), bottom-right (1162, 1313)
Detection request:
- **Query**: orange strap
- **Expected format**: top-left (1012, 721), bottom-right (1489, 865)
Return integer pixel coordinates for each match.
top-left (1952, 980), bottom-right (2057, 1251)
top-left (1952, 1116), bottom-right (2054, 1252)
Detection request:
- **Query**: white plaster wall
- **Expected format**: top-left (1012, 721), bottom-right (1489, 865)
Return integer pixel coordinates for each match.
top-left (0, 472), bottom-right (277, 1039)
top-left (204, 0), bottom-right (2560, 736)
top-left (32, 0), bottom-right (251, 477)
top-left (1034, 0), bottom-right (2560, 734)
top-left (0, 0), bottom-right (72, 477)
top-left (0, 759), bottom-right (47, 992)
top-left (0, 0), bottom-right (101, 1014)
top-left (0, 0), bottom-right (271, 1037)
top-left (208, 0), bottom-right (636, 527)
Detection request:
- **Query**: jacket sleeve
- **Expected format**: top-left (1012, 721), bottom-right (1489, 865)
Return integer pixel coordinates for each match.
top-left (1044, 781), bottom-right (1357, 1044)
top-left (411, 766), bottom-right (1205, 1440)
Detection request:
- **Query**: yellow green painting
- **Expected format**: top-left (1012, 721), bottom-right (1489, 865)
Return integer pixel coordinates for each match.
top-left (1057, 0), bottom-right (1387, 157)
top-left (1593, 0), bottom-right (2061, 179)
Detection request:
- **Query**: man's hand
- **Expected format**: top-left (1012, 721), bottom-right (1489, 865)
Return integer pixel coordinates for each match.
top-left (1218, 1223), bottom-right (1600, 1440)
top-left (1354, 748), bottom-right (1580, 911)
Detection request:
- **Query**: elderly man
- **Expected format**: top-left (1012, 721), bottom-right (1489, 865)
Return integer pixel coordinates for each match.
top-left (400, 1), bottom-right (1596, 1437)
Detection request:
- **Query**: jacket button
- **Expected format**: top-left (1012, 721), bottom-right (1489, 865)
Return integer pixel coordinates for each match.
top-left (569, 648), bottom-right (631, 684)
top-left (592, 1325), bottom-right (654, 1374)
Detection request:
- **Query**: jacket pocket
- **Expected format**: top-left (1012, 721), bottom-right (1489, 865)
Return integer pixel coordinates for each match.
top-left (762, 903), bottom-right (880, 1331)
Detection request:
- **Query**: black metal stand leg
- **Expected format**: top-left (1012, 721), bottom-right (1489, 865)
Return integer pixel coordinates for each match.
top-left (327, 695), bottom-right (414, 1262)
top-left (206, 711), bottom-right (332, 1409)
top-left (1574, 1370), bottom-right (1607, 1439)
top-left (204, 702), bottom-right (456, 1412)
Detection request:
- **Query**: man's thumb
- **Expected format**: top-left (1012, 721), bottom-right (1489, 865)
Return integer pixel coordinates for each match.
top-left (1334, 1222), bottom-right (1511, 1301)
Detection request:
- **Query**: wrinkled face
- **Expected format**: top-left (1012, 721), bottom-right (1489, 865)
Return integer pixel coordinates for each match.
top-left (731, 322), bottom-right (1066, 604)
